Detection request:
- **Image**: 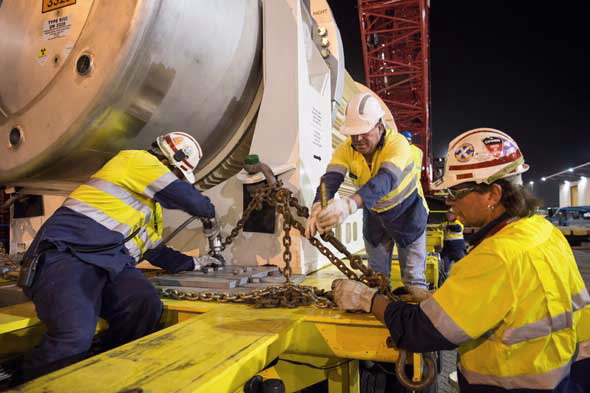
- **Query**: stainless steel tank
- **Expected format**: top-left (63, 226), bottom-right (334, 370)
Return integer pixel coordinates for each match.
top-left (0, 0), bottom-right (262, 191)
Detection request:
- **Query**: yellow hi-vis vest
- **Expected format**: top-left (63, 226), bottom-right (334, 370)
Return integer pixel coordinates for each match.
top-left (444, 219), bottom-right (464, 241)
top-left (64, 150), bottom-right (176, 261)
top-left (327, 129), bottom-right (421, 213)
top-left (410, 144), bottom-right (429, 214)
top-left (420, 215), bottom-right (590, 390)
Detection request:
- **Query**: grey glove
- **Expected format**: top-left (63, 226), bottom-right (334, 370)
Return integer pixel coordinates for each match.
top-left (192, 255), bottom-right (222, 271)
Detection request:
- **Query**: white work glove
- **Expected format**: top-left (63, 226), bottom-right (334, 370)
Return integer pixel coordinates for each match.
top-left (332, 279), bottom-right (378, 312)
top-left (304, 202), bottom-right (322, 238)
top-left (192, 255), bottom-right (222, 271)
top-left (316, 198), bottom-right (358, 233)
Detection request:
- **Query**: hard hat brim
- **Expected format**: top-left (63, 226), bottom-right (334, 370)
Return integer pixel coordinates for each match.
top-left (182, 170), bottom-right (196, 184)
top-left (340, 124), bottom-right (374, 136)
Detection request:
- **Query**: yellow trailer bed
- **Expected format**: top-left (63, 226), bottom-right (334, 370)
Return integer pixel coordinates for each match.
top-left (0, 267), bottom-right (407, 393)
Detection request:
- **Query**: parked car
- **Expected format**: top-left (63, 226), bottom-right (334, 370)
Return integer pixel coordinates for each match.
top-left (546, 206), bottom-right (590, 246)
top-left (546, 206), bottom-right (590, 228)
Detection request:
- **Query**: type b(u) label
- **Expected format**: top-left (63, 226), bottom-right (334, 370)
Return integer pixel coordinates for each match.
top-left (43, 15), bottom-right (72, 40)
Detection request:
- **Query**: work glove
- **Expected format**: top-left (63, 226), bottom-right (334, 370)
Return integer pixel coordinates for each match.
top-left (192, 255), bottom-right (222, 271)
top-left (332, 279), bottom-right (378, 312)
top-left (396, 286), bottom-right (432, 303)
top-left (304, 202), bottom-right (322, 238)
top-left (316, 198), bottom-right (358, 233)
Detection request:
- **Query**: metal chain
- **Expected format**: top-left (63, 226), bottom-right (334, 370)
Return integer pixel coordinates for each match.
top-left (215, 185), bottom-right (273, 251)
top-left (285, 190), bottom-right (399, 301)
top-left (161, 181), bottom-right (401, 307)
top-left (159, 284), bottom-right (335, 309)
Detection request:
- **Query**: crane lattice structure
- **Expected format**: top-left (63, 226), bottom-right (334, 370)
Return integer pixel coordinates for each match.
top-left (358, 0), bottom-right (432, 189)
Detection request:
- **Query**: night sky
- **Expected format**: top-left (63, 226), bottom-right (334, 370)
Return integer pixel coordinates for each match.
top-left (326, 1), bottom-right (589, 205)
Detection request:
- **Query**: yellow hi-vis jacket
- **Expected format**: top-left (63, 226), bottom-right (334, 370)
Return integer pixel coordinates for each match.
top-left (327, 128), bottom-right (421, 213)
top-left (421, 214), bottom-right (590, 390)
top-left (443, 219), bottom-right (464, 241)
top-left (63, 150), bottom-right (209, 261)
top-left (409, 144), bottom-right (429, 214)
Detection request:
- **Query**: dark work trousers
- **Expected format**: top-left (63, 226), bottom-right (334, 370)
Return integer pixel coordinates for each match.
top-left (568, 358), bottom-right (590, 393)
top-left (21, 250), bottom-right (163, 381)
top-left (441, 240), bottom-right (466, 273)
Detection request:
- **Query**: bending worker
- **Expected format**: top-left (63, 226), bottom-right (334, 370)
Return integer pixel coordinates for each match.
top-left (332, 128), bottom-right (590, 392)
top-left (19, 131), bottom-right (221, 381)
top-left (440, 210), bottom-right (466, 273)
top-left (306, 92), bottom-right (429, 301)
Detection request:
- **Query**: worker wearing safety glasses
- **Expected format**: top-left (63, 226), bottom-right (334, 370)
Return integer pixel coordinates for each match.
top-left (332, 128), bottom-right (590, 393)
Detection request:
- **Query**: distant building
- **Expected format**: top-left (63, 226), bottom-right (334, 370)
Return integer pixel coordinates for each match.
top-left (540, 162), bottom-right (590, 208)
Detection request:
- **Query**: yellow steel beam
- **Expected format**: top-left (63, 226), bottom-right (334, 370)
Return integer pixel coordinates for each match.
top-left (0, 303), bottom-right (39, 334)
top-left (251, 354), bottom-right (332, 392)
top-left (288, 314), bottom-right (398, 362)
top-left (3, 302), bottom-right (397, 393)
top-left (328, 359), bottom-right (359, 393)
top-left (0, 266), bottom-right (406, 392)
top-left (6, 305), bottom-right (301, 393)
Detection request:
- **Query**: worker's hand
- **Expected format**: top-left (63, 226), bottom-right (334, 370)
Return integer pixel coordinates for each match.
top-left (192, 255), bottom-right (222, 271)
top-left (399, 286), bottom-right (432, 303)
top-left (305, 202), bottom-right (322, 238)
top-left (316, 198), bottom-right (358, 233)
top-left (332, 279), bottom-right (378, 312)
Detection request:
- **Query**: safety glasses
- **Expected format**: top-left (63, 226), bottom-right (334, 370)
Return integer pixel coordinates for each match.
top-left (445, 186), bottom-right (477, 201)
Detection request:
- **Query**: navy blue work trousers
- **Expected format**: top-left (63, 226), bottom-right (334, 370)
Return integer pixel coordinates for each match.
top-left (22, 250), bottom-right (163, 380)
top-left (441, 240), bottom-right (466, 273)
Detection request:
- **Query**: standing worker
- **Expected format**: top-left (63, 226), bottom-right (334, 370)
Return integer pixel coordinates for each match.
top-left (305, 92), bottom-right (429, 301)
top-left (331, 128), bottom-right (590, 393)
top-left (440, 210), bottom-right (466, 273)
top-left (18, 131), bottom-right (221, 382)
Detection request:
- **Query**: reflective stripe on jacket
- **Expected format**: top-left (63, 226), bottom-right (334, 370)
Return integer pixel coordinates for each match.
top-left (327, 129), bottom-right (421, 213)
top-left (420, 215), bottom-right (589, 390)
top-left (65, 151), bottom-right (176, 260)
top-left (410, 144), bottom-right (429, 214)
top-left (444, 219), bottom-right (464, 241)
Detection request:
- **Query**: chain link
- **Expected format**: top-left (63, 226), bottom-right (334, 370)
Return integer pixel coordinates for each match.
top-left (159, 283), bottom-right (335, 309)
top-left (161, 181), bottom-right (401, 307)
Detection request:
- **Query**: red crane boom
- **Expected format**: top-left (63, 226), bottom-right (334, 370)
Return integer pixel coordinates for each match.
top-left (357, 0), bottom-right (432, 190)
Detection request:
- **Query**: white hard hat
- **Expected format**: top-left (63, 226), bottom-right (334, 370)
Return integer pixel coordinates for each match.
top-left (156, 131), bottom-right (203, 184)
top-left (341, 92), bottom-right (385, 135)
top-left (431, 128), bottom-right (529, 190)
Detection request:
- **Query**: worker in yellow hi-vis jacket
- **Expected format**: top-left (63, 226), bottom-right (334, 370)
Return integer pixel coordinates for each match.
top-left (441, 210), bottom-right (466, 273)
top-left (19, 132), bottom-right (220, 382)
top-left (305, 93), bottom-right (430, 303)
top-left (331, 128), bottom-right (590, 393)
